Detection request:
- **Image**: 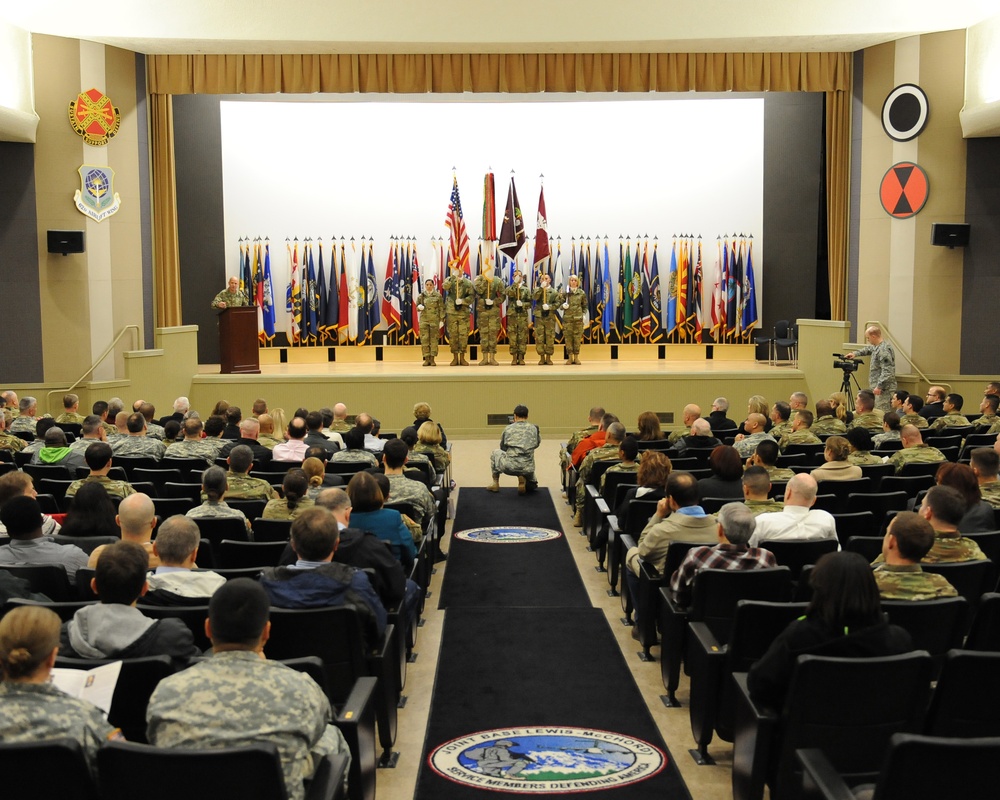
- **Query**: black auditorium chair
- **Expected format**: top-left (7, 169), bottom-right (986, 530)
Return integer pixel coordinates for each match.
top-left (0, 564), bottom-right (74, 601)
top-left (217, 539), bottom-right (287, 569)
top-left (924, 649), bottom-right (1000, 738)
top-left (252, 518), bottom-right (293, 543)
top-left (0, 738), bottom-right (98, 800)
top-left (758, 539), bottom-right (838, 582)
top-left (965, 592), bottom-right (1000, 652)
top-left (920, 560), bottom-right (997, 608)
top-left (881, 597), bottom-right (968, 673)
top-left (632, 540), bottom-right (704, 662)
top-left (732, 651), bottom-right (933, 800)
top-left (190, 516), bottom-right (251, 550)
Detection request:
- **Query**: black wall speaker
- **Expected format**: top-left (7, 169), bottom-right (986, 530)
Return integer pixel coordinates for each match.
top-left (930, 223), bottom-right (970, 248)
top-left (47, 230), bottom-right (85, 256)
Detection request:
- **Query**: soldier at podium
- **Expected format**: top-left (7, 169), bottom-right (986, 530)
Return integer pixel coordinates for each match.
top-left (211, 276), bottom-right (249, 309)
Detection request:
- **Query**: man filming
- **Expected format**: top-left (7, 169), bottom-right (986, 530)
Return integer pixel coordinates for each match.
top-left (845, 324), bottom-right (896, 412)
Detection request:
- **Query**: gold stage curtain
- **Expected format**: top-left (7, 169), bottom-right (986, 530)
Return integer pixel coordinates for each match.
top-left (148, 51), bottom-right (851, 95)
top-left (151, 93), bottom-right (182, 327)
top-left (147, 51), bottom-right (852, 326)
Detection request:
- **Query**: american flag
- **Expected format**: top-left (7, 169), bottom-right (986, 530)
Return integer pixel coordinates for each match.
top-left (446, 175), bottom-right (471, 277)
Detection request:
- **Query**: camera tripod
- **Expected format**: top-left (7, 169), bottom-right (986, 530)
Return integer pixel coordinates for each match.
top-left (838, 368), bottom-right (864, 411)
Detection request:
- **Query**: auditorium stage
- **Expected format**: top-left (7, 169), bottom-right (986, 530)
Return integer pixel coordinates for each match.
top-left (187, 344), bottom-right (807, 438)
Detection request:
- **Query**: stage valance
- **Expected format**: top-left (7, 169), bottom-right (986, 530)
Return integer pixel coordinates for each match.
top-left (147, 51), bottom-right (851, 96)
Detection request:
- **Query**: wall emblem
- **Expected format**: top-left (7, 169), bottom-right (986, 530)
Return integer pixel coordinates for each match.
top-left (881, 84), bottom-right (929, 142)
top-left (74, 165), bottom-right (122, 222)
top-left (429, 726), bottom-right (666, 792)
top-left (69, 88), bottom-right (121, 146)
top-left (879, 162), bottom-right (928, 219)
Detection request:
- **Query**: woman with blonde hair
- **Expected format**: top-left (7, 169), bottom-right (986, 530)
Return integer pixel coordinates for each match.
top-left (269, 407), bottom-right (290, 441)
top-left (0, 605), bottom-right (121, 770)
top-left (301, 457), bottom-right (327, 501)
top-left (738, 395), bottom-right (773, 435)
top-left (811, 435), bottom-right (863, 482)
top-left (829, 391), bottom-right (854, 426)
top-left (414, 420), bottom-right (450, 472)
top-left (412, 401), bottom-right (447, 447)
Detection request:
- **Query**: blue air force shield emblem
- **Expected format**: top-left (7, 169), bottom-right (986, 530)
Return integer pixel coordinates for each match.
top-left (74, 165), bottom-right (121, 222)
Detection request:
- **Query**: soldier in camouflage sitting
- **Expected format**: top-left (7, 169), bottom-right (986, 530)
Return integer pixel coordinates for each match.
top-left (975, 394), bottom-right (1000, 432)
top-left (888, 424), bottom-right (946, 474)
top-left (66, 442), bottom-right (136, 500)
top-left (848, 390), bottom-right (884, 432)
top-left (778, 410), bottom-right (823, 452)
top-left (186, 466), bottom-right (251, 531)
top-left (871, 412), bottom-right (902, 449)
top-left (9, 396), bottom-right (45, 437)
top-left (490, 404), bottom-right (542, 496)
top-left (110, 412), bottom-right (166, 460)
top-left (327, 428), bottom-right (378, 468)
top-left (914, 486), bottom-right (988, 562)
top-left (210, 275), bottom-right (249, 309)
top-left (742, 466), bottom-right (784, 515)
top-left (927, 393), bottom-right (970, 433)
top-left (561, 406), bottom-right (605, 475)
top-left (54, 393), bottom-right (86, 426)
top-left (573, 421), bottom-right (624, 525)
top-left (91, 400), bottom-right (118, 438)
top-left (971, 447), bottom-right (1000, 509)
top-left (811, 399), bottom-right (847, 436)
top-left (897, 394), bottom-right (929, 429)
top-left (768, 401), bottom-right (793, 442)
top-left (845, 427), bottom-right (884, 466)
top-left (667, 404), bottom-right (703, 446)
top-left (747, 439), bottom-right (795, 482)
top-left (601, 435), bottom-right (640, 492)
top-left (214, 445), bottom-right (275, 501)
top-left (872, 511), bottom-right (958, 600)
top-left (381, 439), bottom-right (437, 529)
top-left (0, 414), bottom-right (26, 455)
top-left (67, 415), bottom-right (107, 460)
top-left (168, 418), bottom-right (220, 466)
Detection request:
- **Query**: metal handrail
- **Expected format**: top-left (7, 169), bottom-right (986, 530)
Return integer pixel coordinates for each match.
top-left (864, 320), bottom-right (937, 390)
top-left (45, 325), bottom-right (141, 414)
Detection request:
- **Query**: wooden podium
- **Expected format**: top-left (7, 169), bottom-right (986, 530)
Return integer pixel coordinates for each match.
top-left (218, 307), bottom-right (260, 374)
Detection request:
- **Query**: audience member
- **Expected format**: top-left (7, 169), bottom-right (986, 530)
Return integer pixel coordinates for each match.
top-left (600, 435), bottom-right (640, 491)
top-left (145, 516), bottom-right (225, 604)
top-left (888, 424), bottom-right (946, 474)
top-left (0, 472), bottom-right (60, 536)
top-left (54, 393), bottom-right (86, 425)
top-left (263, 470), bottom-right (315, 520)
top-left (66, 415), bottom-right (107, 456)
top-left (975, 394), bottom-right (1000, 431)
top-left (871, 411), bottom-right (902, 449)
top-left (302, 457), bottom-right (327, 500)
top-left (217, 444), bottom-right (276, 501)
top-left (0, 496), bottom-right (88, 583)
top-left (59, 541), bottom-right (199, 661)
top-left (747, 552), bottom-right (912, 709)
top-left (412, 402), bottom-right (446, 447)
top-left (769, 401), bottom-right (793, 441)
top-left (573, 421), bottom-right (625, 525)
top-left (398, 426), bottom-right (433, 470)
top-left (706, 397), bottom-right (737, 433)
top-left (383, 438), bottom-right (438, 524)
top-left (672, 417), bottom-right (721, 455)
top-left (736, 395), bottom-right (772, 437)
top-left (748, 439), bottom-right (794, 481)
top-left (111, 412), bottom-right (167, 459)
top-left (29, 427), bottom-right (87, 470)
top-left (0, 605), bottom-right (122, 772)
top-left (777, 410), bottom-right (822, 452)
top-left (635, 411), bottom-right (664, 442)
top-left (921, 386), bottom-right (947, 421)
top-left (872, 511), bottom-right (958, 600)
top-left (146, 579), bottom-right (351, 800)
top-left (742, 466), bottom-right (783, 514)
top-left (272, 417), bottom-right (310, 463)
top-left (168, 419), bottom-right (220, 465)
top-left (186, 466), bottom-right (251, 530)
top-left (916, 485), bottom-right (988, 562)
top-left (811, 436), bottom-right (863, 482)
top-left (355, 412), bottom-right (384, 453)
top-left (698, 445), bottom-right (745, 499)
top-left (218, 417), bottom-right (274, 465)
top-left (221, 406), bottom-right (242, 439)
top-left (259, 506), bottom-right (387, 642)
top-left (301, 411), bottom-right (342, 455)
top-left (412, 421), bottom-right (449, 472)
top-left (935, 462), bottom-right (995, 533)
top-left (667, 404), bottom-right (702, 445)
top-left (256, 413), bottom-right (283, 449)
top-left (328, 428), bottom-right (378, 468)
top-left (669, 502), bottom-right (776, 605)
top-left (571, 412), bottom-right (618, 467)
top-left (749, 474), bottom-right (837, 547)
top-left (345, 471), bottom-right (416, 568)
top-left (60, 483), bottom-right (120, 540)
top-left (139, 402), bottom-right (166, 440)
top-left (0, 412), bottom-right (27, 455)
top-left (928, 393), bottom-right (970, 433)
top-left (66, 442), bottom-right (137, 499)
top-left (848, 390), bottom-right (884, 432)
top-left (87, 492), bottom-right (159, 568)
top-left (898, 394), bottom-right (928, 429)
top-left (732, 413), bottom-right (773, 458)
top-left (811, 399), bottom-right (847, 435)
top-left (828, 391), bottom-right (854, 428)
top-left (971, 447), bottom-right (1000, 509)
top-left (614, 451), bottom-right (671, 528)
top-left (845, 427), bottom-right (883, 465)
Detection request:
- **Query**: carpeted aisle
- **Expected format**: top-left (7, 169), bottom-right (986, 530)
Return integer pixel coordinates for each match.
top-left (439, 488), bottom-right (590, 609)
top-left (416, 486), bottom-right (692, 798)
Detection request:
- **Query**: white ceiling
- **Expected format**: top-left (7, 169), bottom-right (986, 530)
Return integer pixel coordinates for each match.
top-left (2, 0), bottom-right (997, 55)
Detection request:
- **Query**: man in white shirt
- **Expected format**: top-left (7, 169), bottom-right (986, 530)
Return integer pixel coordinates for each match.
top-left (748, 473), bottom-right (837, 548)
top-left (273, 417), bottom-right (310, 462)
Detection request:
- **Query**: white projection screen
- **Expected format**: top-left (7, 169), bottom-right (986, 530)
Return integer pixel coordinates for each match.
top-left (219, 95), bottom-right (763, 329)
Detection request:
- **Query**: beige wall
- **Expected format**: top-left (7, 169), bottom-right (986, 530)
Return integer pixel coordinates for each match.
top-left (857, 31), bottom-right (967, 376)
top-left (32, 34), bottom-right (144, 385)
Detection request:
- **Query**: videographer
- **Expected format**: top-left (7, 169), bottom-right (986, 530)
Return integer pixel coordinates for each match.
top-left (845, 325), bottom-right (897, 412)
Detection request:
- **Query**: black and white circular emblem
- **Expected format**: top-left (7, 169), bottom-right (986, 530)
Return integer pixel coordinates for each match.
top-left (454, 526), bottom-right (562, 544)
top-left (429, 726), bottom-right (666, 792)
top-left (881, 84), bottom-right (929, 142)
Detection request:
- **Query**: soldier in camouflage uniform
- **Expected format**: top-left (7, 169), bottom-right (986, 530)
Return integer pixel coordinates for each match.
top-left (746, 440), bottom-right (795, 482)
top-left (416, 279), bottom-right (444, 366)
top-left (768, 403), bottom-right (794, 441)
top-left (742, 466), bottom-right (784, 515)
top-left (186, 467), bottom-right (251, 531)
top-left (65, 443), bottom-right (136, 500)
top-left (147, 580), bottom-right (350, 800)
top-left (872, 511), bottom-right (958, 600)
top-left (600, 436), bottom-right (640, 491)
top-left (0, 414), bottom-right (26, 453)
top-left (210, 275), bottom-right (249, 309)
top-left (927, 393), bottom-right (970, 433)
top-left (168, 419), bottom-right (221, 465)
top-left (778, 410), bottom-right (823, 452)
top-left (54, 393), bottom-right (86, 425)
top-left (474, 263), bottom-right (505, 366)
top-left (904, 486), bottom-right (988, 564)
top-left (0, 605), bottom-right (122, 774)
top-left (847, 390), bottom-right (884, 432)
top-left (532, 273), bottom-right (558, 365)
top-left (888, 425), bottom-right (946, 474)
top-left (489, 405), bottom-right (541, 495)
top-left (9, 397), bottom-right (44, 436)
top-left (256, 414), bottom-right (284, 449)
top-left (506, 270), bottom-right (532, 365)
top-left (733, 414), bottom-right (774, 458)
top-left (328, 429), bottom-right (378, 468)
top-left (845, 324), bottom-right (897, 412)
top-left (560, 407), bottom-right (604, 475)
top-left (381, 439), bottom-right (436, 529)
top-left (844, 427), bottom-right (885, 465)
top-left (560, 274), bottom-right (588, 365)
top-left (971, 447), bottom-right (1000, 509)
top-left (974, 395), bottom-right (1000, 431)
top-left (668, 405), bottom-right (703, 445)
top-left (573, 421), bottom-right (625, 524)
top-left (811, 400), bottom-right (847, 435)
top-left (211, 445), bottom-right (275, 501)
top-left (441, 263), bottom-right (474, 366)
top-left (111, 413), bottom-right (167, 460)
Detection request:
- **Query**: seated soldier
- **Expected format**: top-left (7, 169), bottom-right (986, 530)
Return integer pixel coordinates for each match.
top-left (139, 402), bottom-right (166, 440)
top-left (54, 393), bottom-right (86, 425)
top-left (733, 413), bottom-right (774, 458)
top-left (845, 426), bottom-right (884, 465)
top-left (215, 444), bottom-right (275, 501)
top-left (110, 412), bottom-right (166, 460)
top-left (66, 442), bottom-right (137, 500)
top-left (561, 406), bottom-right (605, 472)
top-left (382, 438), bottom-right (437, 526)
top-left (975, 394), bottom-right (1000, 432)
top-left (87, 492), bottom-right (159, 568)
top-left (888, 424), bottom-right (946, 474)
top-left (810, 399), bottom-right (847, 436)
top-left (742, 465), bottom-right (784, 515)
top-left (872, 511), bottom-right (958, 600)
top-left (327, 428), bottom-right (378, 468)
top-left (914, 485), bottom-right (988, 563)
top-left (168, 418), bottom-right (220, 465)
top-left (927, 392), bottom-right (970, 433)
top-left (0, 496), bottom-right (88, 583)
top-left (848, 390), bottom-right (884, 432)
top-left (186, 466), bottom-right (251, 530)
top-left (573, 421), bottom-right (625, 526)
top-left (146, 579), bottom-right (351, 800)
top-left (59, 541), bottom-right (200, 661)
top-left (747, 438), bottom-right (795, 482)
top-left (778, 410), bottom-right (823, 452)
top-left (144, 515), bottom-right (226, 604)
top-left (898, 394), bottom-right (929, 429)
top-left (871, 411), bottom-right (902, 449)
top-left (668, 502), bottom-right (776, 605)
top-left (601, 435), bottom-right (640, 491)
top-left (769, 401), bottom-right (793, 441)
top-left (259, 507), bottom-right (387, 645)
top-left (972, 447), bottom-right (1000, 509)
top-left (666, 404), bottom-right (702, 446)
top-left (571, 412), bottom-right (618, 468)
top-left (672, 417), bottom-right (721, 455)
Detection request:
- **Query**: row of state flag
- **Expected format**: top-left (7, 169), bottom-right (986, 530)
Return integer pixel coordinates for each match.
top-left (234, 171), bottom-right (758, 346)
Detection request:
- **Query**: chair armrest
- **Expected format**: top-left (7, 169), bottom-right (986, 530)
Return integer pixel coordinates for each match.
top-left (305, 752), bottom-right (350, 800)
top-left (688, 620), bottom-right (726, 658)
top-left (732, 672), bottom-right (778, 800)
top-left (796, 749), bottom-right (857, 800)
top-left (335, 675), bottom-right (377, 727)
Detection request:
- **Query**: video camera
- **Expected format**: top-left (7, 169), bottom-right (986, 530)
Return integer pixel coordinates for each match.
top-left (832, 353), bottom-right (862, 372)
